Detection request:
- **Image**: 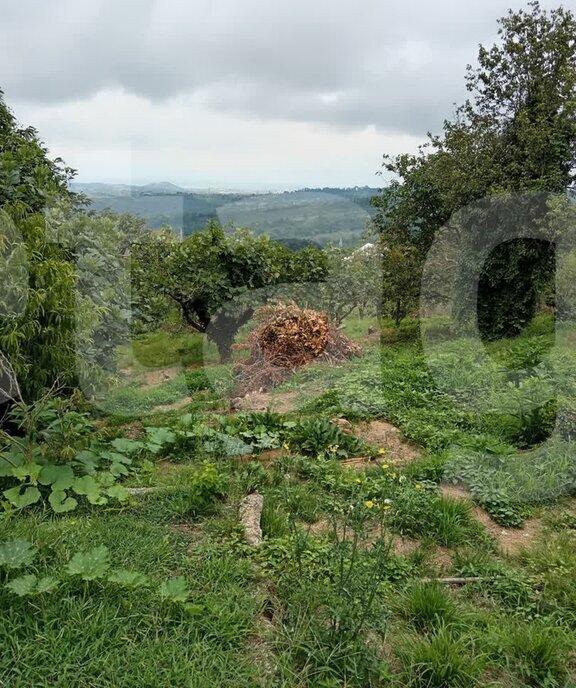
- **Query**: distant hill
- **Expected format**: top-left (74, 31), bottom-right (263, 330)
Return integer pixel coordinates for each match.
top-left (70, 181), bottom-right (190, 197)
top-left (71, 182), bottom-right (382, 247)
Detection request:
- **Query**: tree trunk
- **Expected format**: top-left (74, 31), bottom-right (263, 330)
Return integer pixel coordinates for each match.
top-left (210, 308), bottom-right (255, 363)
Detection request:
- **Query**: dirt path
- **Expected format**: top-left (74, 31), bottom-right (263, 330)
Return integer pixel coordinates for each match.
top-left (440, 484), bottom-right (541, 555)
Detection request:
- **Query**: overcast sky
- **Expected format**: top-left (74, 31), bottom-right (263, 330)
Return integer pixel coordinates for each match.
top-left (0, 0), bottom-right (566, 190)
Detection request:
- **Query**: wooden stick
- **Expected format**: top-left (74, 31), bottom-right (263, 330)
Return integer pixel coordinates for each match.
top-left (420, 576), bottom-right (490, 585)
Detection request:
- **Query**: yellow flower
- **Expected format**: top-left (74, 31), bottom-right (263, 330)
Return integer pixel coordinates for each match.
top-left (415, 483), bottom-right (422, 489)
top-left (282, 442), bottom-right (290, 451)
top-left (378, 448), bottom-right (386, 455)
top-left (391, 473), bottom-right (398, 480)
top-left (364, 500), bottom-right (374, 509)
top-left (381, 463), bottom-right (389, 470)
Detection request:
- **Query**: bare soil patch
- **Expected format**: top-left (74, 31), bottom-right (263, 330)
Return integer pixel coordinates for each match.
top-left (150, 397), bottom-right (193, 414)
top-left (354, 420), bottom-right (421, 463)
top-left (231, 390), bottom-right (300, 413)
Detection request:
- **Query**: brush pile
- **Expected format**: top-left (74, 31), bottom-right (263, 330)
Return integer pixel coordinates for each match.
top-left (234, 301), bottom-right (360, 393)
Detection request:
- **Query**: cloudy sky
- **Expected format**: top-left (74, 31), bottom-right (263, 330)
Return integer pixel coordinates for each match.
top-left (0, 0), bottom-right (564, 189)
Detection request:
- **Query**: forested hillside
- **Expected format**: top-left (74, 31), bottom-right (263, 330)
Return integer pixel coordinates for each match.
top-left (73, 182), bottom-right (379, 246)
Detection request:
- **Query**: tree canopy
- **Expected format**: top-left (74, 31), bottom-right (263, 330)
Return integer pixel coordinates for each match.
top-left (373, 2), bottom-right (576, 337)
top-left (0, 90), bottom-right (76, 214)
top-left (131, 222), bottom-right (327, 361)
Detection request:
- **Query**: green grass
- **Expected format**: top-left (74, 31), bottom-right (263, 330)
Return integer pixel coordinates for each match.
top-left (4, 312), bottom-right (576, 686)
top-left (117, 329), bottom-right (220, 370)
top-left (0, 510), bottom-right (260, 688)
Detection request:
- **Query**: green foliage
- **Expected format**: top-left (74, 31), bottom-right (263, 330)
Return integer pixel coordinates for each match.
top-left (186, 462), bottom-right (225, 515)
top-left (0, 537), bottom-right (37, 569)
top-left (381, 243), bottom-right (421, 327)
top-left (502, 623), bottom-right (569, 687)
top-left (400, 582), bottom-right (457, 632)
top-left (0, 397), bottom-right (140, 515)
top-left (401, 627), bottom-right (484, 688)
top-left (289, 419), bottom-right (364, 459)
top-left (0, 89), bottom-right (74, 212)
top-left (159, 576), bottom-right (190, 603)
top-left (6, 573), bottom-right (59, 596)
top-left (291, 244), bottom-right (383, 324)
top-left (391, 489), bottom-right (481, 547)
top-left (131, 221), bottom-right (327, 361)
top-left (66, 545), bottom-right (111, 580)
top-left (107, 569), bottom-right (150, 588)
top-left (0, 206), bottom-right (144, 401)
top-left (373, 3), bottom-right (576, 338)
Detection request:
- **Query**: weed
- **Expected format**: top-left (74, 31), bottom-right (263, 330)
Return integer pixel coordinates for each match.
top-left (400, 582), bottom-right (458, 632)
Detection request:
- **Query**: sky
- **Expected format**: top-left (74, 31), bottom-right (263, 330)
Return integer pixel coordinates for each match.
top-left (0, 0), bottom-right (567, 190)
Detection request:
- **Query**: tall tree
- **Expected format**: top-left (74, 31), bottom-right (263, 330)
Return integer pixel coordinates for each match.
top-left (374, 2), bottom-right (576, 337)
top-left (0, 89), bottom-right (76, 213)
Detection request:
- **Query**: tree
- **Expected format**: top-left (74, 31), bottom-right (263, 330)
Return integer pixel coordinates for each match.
top-left (382, 244), bottom-right (420, 327)
top-left (0, 89), bottom-right (76, 213)
top-left (0, 206), bottom-right (145, 401)
top-left (131, 222), bottom-right (327, 361)
top-left (373, 2), bottom-right (576, 337)
top-left (289, 244), bottom-right (382, 324)
top-left (0, 91), bottom-right (147, 403)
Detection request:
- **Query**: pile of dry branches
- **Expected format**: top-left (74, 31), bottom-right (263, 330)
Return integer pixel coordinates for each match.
top-left (234, 301), bottom-right (360, 393)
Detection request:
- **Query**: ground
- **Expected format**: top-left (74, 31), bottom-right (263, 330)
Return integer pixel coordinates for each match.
top-left (2, 313), bottom-right (576, 687)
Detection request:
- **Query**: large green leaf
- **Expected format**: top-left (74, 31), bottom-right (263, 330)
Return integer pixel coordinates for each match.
top-left (35, 575), bottom-right (60, 594)
top-left (0, 538), bottom-right (37, 569)
top-left (159, 576), bottom-right (190, 603)
top-left (66, 545), bottom-right (110, 580)
top-left (110, 438), bottom-right (143, 454)
top-left (74, 449), bottom-right (100, 473)
top-left (48, 489), bottom-right (78, 513)
top-left (0, 449), bottom-right (23, 477)
top-left (6, 574), bottom-right (59, 596)
top-left (11, 462), bottom-right (43, 483)
top-left (39, 464), bottom-right (75, 491)
top-left (109, 462), bottom-right (130, 478)
top-left (106, 484), bottom-right (129, 502)
top-left (3, 486), bottom-right (41, 509)
top-left (145, 427), bottom-right (177, 453)
top-left (72, 475), bottom-right (106, 505)
top-left (107, 569), bottom-right (149, 589)
top-left (5, 574), bottom-right (36, 596)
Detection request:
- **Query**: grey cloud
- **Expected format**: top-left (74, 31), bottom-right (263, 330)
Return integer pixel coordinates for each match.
top-left (0, 0), bottom-right (564, 138)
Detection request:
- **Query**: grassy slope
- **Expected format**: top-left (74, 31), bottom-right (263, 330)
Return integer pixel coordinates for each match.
top-left (3, 314), bottom-right (576, 687)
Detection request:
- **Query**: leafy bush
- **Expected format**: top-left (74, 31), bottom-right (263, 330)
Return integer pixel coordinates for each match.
top-left (289, 419), bottom-right (364, 459)
top-left (0, 399), bottom-right (141, 513)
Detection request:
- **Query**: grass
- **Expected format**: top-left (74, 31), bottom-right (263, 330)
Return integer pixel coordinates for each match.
top-left (0, 510), bottom-right (260, 687)
top-left (117, 328), bottom-right (219, 370)
top-left (4, 312), bottom-right (576, 686)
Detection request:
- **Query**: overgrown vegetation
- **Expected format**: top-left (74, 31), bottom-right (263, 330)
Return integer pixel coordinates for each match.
top-left (2, 2), bottom-right (576, 686)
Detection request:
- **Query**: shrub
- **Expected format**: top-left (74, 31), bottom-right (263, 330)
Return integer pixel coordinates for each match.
top-left (289, 419), bottom-right (364, 459)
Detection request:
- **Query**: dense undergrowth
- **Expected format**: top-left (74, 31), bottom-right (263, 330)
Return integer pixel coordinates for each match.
top-left (2, 314), bottom-right (576, 686)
